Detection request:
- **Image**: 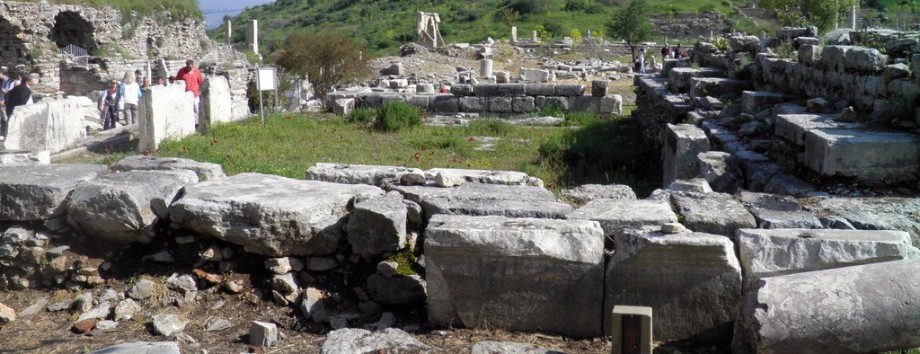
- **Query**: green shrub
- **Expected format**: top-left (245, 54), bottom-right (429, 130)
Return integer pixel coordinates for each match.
top-left (347, 107), bottom-right (375, 124)
top-left (713, 36), bottom-right (729, 51)
top-left (376, 101), bottom-right (420, 132)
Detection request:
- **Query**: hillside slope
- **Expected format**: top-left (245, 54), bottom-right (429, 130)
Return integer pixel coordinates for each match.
top-left (211, 0), bottom-right (753, 56)
top-left (13, 0), bottom-right (201, 21)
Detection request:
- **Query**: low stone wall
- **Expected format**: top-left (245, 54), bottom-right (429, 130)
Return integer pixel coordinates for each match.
top-left (327, 82), bottom-right (622, 116)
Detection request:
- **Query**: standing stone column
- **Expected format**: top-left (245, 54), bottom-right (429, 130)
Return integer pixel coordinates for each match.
top-left (531, 30), bottom-right (538, 42)
top-left (225, 20), bottom-right (232, 46)
top-left (511, 26), bottom-right (518, 43)
top-left (247, 20), bottom-right (259, 54)
top-left (480, 59), bottom-right (493, 78)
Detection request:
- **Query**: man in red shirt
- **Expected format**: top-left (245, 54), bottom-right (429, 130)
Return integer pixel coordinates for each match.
top-left (174, 59), bottom-right (203, 113)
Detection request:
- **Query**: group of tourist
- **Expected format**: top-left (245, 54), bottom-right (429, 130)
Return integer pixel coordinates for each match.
top-left (97, 59), bottom-right (203, 131)
top-left (0, 67), bottom-right (34, 142)
top-left (661, 43), bottom-right (690, 61)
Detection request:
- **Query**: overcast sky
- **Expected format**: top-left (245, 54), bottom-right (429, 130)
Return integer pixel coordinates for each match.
top-left (199, 0), bottom-right (275, 29)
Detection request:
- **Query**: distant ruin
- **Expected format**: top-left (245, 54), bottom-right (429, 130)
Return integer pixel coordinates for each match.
top-left (416, 12), bottom-right (443, 50)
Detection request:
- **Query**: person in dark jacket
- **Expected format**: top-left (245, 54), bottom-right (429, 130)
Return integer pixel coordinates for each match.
top-left (5, 74), bottom-right (32, 119)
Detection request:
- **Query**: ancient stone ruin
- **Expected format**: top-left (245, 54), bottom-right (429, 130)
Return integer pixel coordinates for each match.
top-left (416, 12), bottom-right (443, 50)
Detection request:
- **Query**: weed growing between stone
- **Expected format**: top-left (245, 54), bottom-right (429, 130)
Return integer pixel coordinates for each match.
top-left (153, 112), bottom-right (657, 195)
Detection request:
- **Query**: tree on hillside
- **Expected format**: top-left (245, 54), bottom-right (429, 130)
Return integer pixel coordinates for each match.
top-left (760, 0), bottom-right (858, 32)
top-left (274, 32), bottom-right (370, 109)
top-left (605, 0), bottom-right (654, 64)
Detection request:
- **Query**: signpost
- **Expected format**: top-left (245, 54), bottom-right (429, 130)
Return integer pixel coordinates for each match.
top-left (256, 67), bottom-right (276, 125)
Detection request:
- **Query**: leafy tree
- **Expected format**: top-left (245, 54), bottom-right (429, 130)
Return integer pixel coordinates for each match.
top-left (605, 0), bottom-right (654, 63)
top-left (760, 0), bottom-right (858, 32)
top-left (274, 32), bottom-right (370, 109)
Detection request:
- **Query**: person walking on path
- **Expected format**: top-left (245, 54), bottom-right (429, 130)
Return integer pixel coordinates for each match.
top-left (174, 59), bottom-right (203, 114)
top-left (120, 71), bottom-right (142, 125)
top-left (98, 80), bottom-right (120, 130)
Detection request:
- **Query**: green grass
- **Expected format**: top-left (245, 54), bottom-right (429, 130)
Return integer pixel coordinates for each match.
top-left (151, 112), bottom-right (659, 196)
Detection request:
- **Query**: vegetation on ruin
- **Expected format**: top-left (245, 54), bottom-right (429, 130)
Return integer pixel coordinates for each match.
top-left (150, 112), bottom-right (658, 197)
top-left (21, 0), bottom-right (202, 21)
top-left (275, 32), bottom-right (371, 107)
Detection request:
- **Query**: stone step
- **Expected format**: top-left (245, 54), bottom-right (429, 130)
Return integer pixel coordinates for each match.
top-left (688, 77), bottom-right (752, 99)
top-left (739, 90), bottom-right (791, 114)
top-left (774, 113), bottom-right (856, 147)
top-left (804, 128), bottom-right (920, 182)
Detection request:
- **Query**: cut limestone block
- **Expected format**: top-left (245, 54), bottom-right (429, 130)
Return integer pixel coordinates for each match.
top-left (671, 192), bottom-right (756, 239)
top-left (773, 114), bottom-right (857, 147)
top-left (567, 199), bottom-right (677, 242)
top-left (736, 228), bottom-right (919, 288)
top-left (688, 78), bottom-right (752, 98)
top-left (734, 259), bottom-right (920, 354)
top-left (306, 163), bottom-right (424, 187)
top-left (67, 170), bottom-right (198, 244)
top-left (346, 192), bottom-right (408, 260)
top-left (0, 164), bottom-right (106, 221)
top-left (605, 231), bottom-right (741, 344)
top-left (114, 155), bottom-right (225, 181)
top-left (662, 123), bottom-right (710, 187)
top-left (804, 128), bottom-right (920, 182)
top-left (426, 215), bottom-right (604, 337)
top-left (424, 168), bottom-right (543, 187)
top-left (740, 91), bottom-right (790, 114)
top-left (321, 328), bottom-right (437, 354)
top-left (138, 84), bottom-right (197, 152)
top-left (169, 173), bottom-right (384, 256)
top-left (807, 197), bottom-right (920, 247)
top-left (738, 191), bottom-right (821, 229)
top-left (392, 183), bottom-right (570, 221)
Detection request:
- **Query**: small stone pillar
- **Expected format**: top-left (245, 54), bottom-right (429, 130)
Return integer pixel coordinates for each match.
top-left (586, 29), bottom-right (592, 41)
top-left (480, 59), bottom-right (493, 78)
top-left (662, 123), bottom-right (710, 187)
top-left (531, 30), bottom-right (538, 42)
top-left (611, 306), bottom-right (652, 354)
top-left (511, 26), bottom-right (518, 43)
top-left (247, 20), bottom-right (259, 54)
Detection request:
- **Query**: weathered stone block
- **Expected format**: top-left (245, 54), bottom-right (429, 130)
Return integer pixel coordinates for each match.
top-left (406, 95), bottom-right (430, 110)
top-left (736, 228), bottom-right (918, 287)
top-left (497, 83), bottom-right (525, 96)
top-left (138, 84), bottom-right (197, 153)
top-left (804, 128), bottom-right (920, 182)
top-left (459, 96), bottom-right (485, 112)
top-left (430, 96), bottom-right (458, 112)
top-left (524, 84), bottom-right (556, 96)
top-left (201, 76), bottom-right (234, 128)
top-left (114, 155), bottom-right (225, 181)
top-left (346, 193), bottom-right (408, 260)
top-left (511, 96), bottom-right (535, 113)
top-left (472, 84), bottom-right (499, 96)
top-left (568, 96), bottom-right (598, 113)
top-left (729, 35), bottom-right (760, 53)
top-left (797, 44), bottom-right (820, 66)
top-left (688, 78), bottom-right (752, 98)
top-left (774, 113), bottom-right (849, 146)
top-left (671, 192), bottom-right (756, 238)
top-left (488, 97), bottom-right (512, 113)
top-left (740, 91), bottom-right (789, 114)
top-left (605, 231), bottom-right (741, 344)
top-left (738, 191), bottom-right (821, 229)
top-left (415, 84), bottom-right (435, 94)
top-left (520, 68), bottom-right (552, 82)
top-left (4, 97), bottom-right (92, 153)
top-left (598, 95), bottom-right (623, 115)
top-left (591, 80), bottom-right (608, 97)
top-left (537, 96), bottom-right (568, 110)
top-left (450, 84), bottom-right (473, 96)
top-left (168, 173), bottom-right (384, 256)
top-left (0, 164), bottom-right (105, 221)
top-left (567, 199), bottom-right (677, 240)
top-left (306, 163), bottom-right (424, 187)
top-left (392, 183), bottom-right (569, 221)
top-left (333, 98), bottom-right (355, 116)
top-left (554, 84), bottom-right (585, 97)
top-left (697, 151), bottom-right (741, 194)
top-left (426, 215), bottom-right (604, 337)
top-left (821, 45), bottom-right (851, 72)
top-left (667, 67), bottom-right (700, 92)
top-left (844, 46), bottom-right (887, 73)
top-left (663, 123), bottom-right (710, 186)
top-left (734, 260), bottom-right (920, 354)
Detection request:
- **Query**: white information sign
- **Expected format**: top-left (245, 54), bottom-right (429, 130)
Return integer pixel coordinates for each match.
top-left (257, 67), bottom-right (276, 91)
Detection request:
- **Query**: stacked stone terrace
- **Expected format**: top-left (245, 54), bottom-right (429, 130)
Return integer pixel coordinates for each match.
top-left (1, 155), bottom-right (919, 352)
top-left (635, 28), bottom-right (920, 192)
top-left (327, 80), bottom-right (623, 117)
